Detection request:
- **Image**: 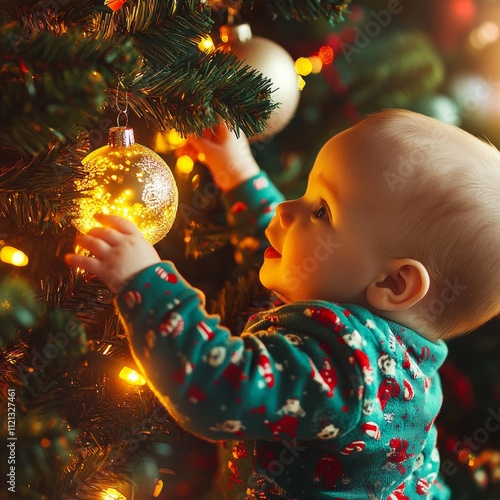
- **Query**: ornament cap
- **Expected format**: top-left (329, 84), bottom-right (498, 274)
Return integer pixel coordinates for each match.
top-left (220, 23), bottom-right (253, 44)
top-left (108, 126), bottom-right (135, 147)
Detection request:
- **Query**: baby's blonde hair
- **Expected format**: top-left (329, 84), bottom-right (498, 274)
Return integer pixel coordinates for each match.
top-left (357, 109), bottom-right (500, 338)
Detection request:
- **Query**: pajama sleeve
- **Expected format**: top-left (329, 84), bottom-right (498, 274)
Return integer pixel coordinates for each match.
top-left (220, 171), bottom-right (284, 263)
top-left (116, 264), bottom-right (362, 442)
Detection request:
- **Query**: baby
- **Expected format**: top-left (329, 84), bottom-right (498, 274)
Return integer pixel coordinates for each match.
top-left (65, 109), bottom-right (500, 499)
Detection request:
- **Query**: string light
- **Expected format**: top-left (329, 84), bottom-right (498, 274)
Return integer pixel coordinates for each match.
top-left (152, 479), bottom-right (164, 497)
top-left (102, 488), bottom-right (126, 500)
top-left (295, 57), bottom-right (313, 76)
top-left (176, 155), bottom-right (195, 175)
top-left (308, 55), bottom-right (323, 74)
top-left (295, 57), bottom-right (313, 90)
top-left (469, 21), bottom-right (500, 50)
top-left (0, 246), bottom-right (29, 267)
top-left (198, 35), bottom-right (215, 52)
top-left (155, 129), bottom-right (187, 154)
top-left (119, 366), bottom-right (146, 386)
top-left (318, 45), bottom-right (334, 66)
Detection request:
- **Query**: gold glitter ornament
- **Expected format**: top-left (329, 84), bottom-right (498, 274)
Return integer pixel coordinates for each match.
top-left (72, 127), bottom-right (178, 244)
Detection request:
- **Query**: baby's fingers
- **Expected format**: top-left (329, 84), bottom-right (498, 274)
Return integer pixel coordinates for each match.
top-left (209, 123), bottom-right (231, 142)
top-left (74, 233), bottom-right (111, 258)
top-left (93, 213), bottom-right (141, 235)
top-left (64, 253), bottom-right (102, 275)
top-left (87, 226), bottom-right (125, 246)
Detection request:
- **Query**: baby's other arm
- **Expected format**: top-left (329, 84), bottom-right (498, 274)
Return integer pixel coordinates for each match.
top-left (187, 124), bottom-right (285, 261)
top-left (186, 124), bottom-right (260, 192)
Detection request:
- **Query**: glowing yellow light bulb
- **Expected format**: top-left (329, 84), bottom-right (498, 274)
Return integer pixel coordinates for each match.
top-left (295, 57), bottom-right (313, 76)
top-left (152, 479), bottom-right (164, 497)
top-left (102, 488), bottom-right (126, 500)
top-left (0, 246), bottom-right (29, 267)
top-left (119, 366), bottom-right (146, 386)
top-left (155, 129), bottom-right (187, 154)
top-left (298, 75), bottom-right (306, 91)
top-left (176, 155), bottom-right (194, 174)
top-left (219, 25), bottom-right (230, 43)
top-left (198, 35), bottom-right (215, 52)
top-left (167, 129), bottom-right (186, 147)
top-left (308, 56), bottom-right (323, 74)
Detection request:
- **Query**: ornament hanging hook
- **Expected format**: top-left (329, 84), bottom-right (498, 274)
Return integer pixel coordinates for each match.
top-left (115, 78), bottom-right (129, 128)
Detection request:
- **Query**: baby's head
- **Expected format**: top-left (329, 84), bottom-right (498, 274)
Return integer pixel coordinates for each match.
top-left (355, 109), bottom-right (500, 338)
top-left (262, 109), bottom-right (500, 339)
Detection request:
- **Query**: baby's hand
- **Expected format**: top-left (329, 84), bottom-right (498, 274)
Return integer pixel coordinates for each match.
top-left (64, 214), bottom-right (161, 293)
top-left (185, 123), bottom-right (260, 192)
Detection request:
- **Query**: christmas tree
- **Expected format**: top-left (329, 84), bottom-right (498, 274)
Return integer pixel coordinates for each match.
top-left (3, 0), bottom-right (500, 498)
top-left (0, 0), bottom-right (350, 498)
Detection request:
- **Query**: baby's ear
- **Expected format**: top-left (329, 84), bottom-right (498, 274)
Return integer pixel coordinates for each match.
top-left (366, 258), bottom-right (430, 312)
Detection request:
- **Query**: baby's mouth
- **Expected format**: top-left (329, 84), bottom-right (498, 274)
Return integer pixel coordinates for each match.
top-left (264, 245), bottom-right (281, 259)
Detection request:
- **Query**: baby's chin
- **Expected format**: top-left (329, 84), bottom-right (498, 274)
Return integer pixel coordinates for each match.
top-left (271, 290), bottom-right (292, 304)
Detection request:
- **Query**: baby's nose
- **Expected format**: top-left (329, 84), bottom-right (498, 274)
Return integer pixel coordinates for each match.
top-left (275, 200), bottom-right (295, 227)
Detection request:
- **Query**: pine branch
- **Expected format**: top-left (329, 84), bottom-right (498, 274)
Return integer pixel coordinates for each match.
top-left (129, 7), bottom-right (213, 66)
top-left (242, 0), bottom-right (351, 22)
top-left (0, 0), bottom-right (98, 35)
top-left (0, 274), bottom-right (172, 498)
top-left (0, 17), bottom-right (141, 155)
top-left (0, 140), bottom-right (87, 192)
top-left (57, 269), bottom-right (116, 333)
top-left (93, 0), bottom-right (194, 38)
top-left (0, 280), bottom-right (87, 496)
top-left (0, 140), bottom-right (88, 233)
top-left (183, 217), bottom-right (232, 259)
top-left (51, 444), bottom-right (132, 500)
top-left (1, 0), bottom-right (352, 157)
top-left (209, 270), bottom-right (275, 335)
top-left (94, 1), bottom-right (275, 136)
top-left (207, 0), bottom-right (350, 23)
top-left (125, 50), bottom-right (276, 137)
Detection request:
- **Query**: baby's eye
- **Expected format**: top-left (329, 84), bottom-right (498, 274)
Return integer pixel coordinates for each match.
top-left (313, 204), bottom-right (329, 220)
